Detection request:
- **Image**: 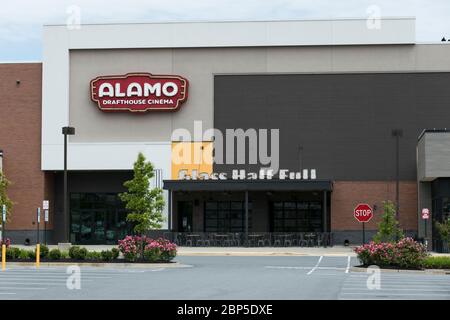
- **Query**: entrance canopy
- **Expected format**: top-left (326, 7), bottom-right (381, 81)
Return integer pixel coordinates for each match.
top-left (163, 179), bottom-right (333, 192)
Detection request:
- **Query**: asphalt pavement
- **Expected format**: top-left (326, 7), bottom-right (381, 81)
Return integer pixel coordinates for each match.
top-left (0, 256), bottom-right (449, 300)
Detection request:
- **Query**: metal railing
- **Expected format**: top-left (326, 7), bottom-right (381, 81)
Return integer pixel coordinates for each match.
top-left (162, 232), bottom-right (333, 247)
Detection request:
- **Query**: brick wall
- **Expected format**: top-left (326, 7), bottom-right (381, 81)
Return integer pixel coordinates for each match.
top-left (0, 63), bottom-right (49, 231)
top-left (331, 181), bottom-right (418, 232)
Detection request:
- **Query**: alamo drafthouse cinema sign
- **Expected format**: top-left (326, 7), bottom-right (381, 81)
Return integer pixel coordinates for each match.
top-left (90, 73), bottom-right (189, 112)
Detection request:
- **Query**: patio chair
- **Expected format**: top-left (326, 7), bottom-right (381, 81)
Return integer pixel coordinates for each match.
top-left (196, 233), bottom-right (207, 246)
top-left (297, 233), bottom-right (308, 247)
top-left (257, 234), bottom-right (270, 247)
top-left (284, 234), bottom-right (293, 247)
top-left (233, 233), bottom-right (242, 246)
top-left (223, 234), bottom-right (234, 247)
top-left (202, 233), bottom-right (211, 247)
top-left (306, 233), bottom-right (316, 247)
top-left (273, 234), bottom-right (282, 247)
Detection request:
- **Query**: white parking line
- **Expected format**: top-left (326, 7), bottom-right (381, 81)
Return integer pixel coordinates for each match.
top-left (341, 292), bottom-right (450, 297)
top-left (345, 279), bottom-right (449, 284)
top-left (0, 281), bottom-right (74, 285)
top-left (342, 288), bottom-right (450, 292)
top-left (345, 256), bottom-right (351, 273)
top-left (265, 266), bottom-right (346, 271)
top-left (307, 256), bottom-right (323, 275)
top-left (0, 287), bottom-right (47, 290)
top-left (0, 275), bottom-right (110, 279)
top-left (0, 293), bottom-right (16, 295)
top-left (0, 278), bottom-right (94, 282)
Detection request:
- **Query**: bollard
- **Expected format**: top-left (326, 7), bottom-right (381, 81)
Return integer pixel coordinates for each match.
top-left (1, 244), bottom-right (5, 271)
top-left (36, 243), bottom-right (40, 268)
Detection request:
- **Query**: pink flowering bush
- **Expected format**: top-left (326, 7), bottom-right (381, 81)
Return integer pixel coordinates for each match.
top-left (118, 235), bottom-right (139, 262)
top-left (0, 238), bottom-right (11, 248)
top-left (144, 238), bottom-right (177, 262)
top-left (354, 237), bottom-right (428, 269)
top-left (118, 236), bottom-right (177, 262)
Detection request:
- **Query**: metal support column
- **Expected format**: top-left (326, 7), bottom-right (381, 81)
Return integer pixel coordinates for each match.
top-left (323, 190), bottom-right (327, 232)
top-left (168, 190), bottom-right (173, 231)
top-left (245, 190), bottom-right (249, 247)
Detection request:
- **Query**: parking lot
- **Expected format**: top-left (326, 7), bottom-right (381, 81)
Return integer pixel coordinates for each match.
top-left (0, 256), bottom-right (449, 300)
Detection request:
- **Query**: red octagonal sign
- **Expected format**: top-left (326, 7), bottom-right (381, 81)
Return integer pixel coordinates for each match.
top-left (354, 203), bottom-right (373, 223)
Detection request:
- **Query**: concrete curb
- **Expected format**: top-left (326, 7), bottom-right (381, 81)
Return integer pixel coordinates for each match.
top-left (4, 261), bottom-right (191, 269)
top-left (350, 266), bottom-right (450, 275)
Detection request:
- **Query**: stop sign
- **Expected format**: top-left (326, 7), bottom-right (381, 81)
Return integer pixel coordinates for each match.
top-left (354, 203), bottom-right (373, 223)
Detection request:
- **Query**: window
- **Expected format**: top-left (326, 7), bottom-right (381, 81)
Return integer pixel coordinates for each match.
top-left (271, 201), bottom-right (323, 232)
top-left (204, 201), bottom-right (252, 232)
top-left (70, 193), bottom-right (131, 244)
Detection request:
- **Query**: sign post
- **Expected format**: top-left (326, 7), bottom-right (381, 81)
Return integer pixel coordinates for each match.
top-left (43, 200), bottom-right (49, 246)
top-left (1, 204), bottom-right (6, 271)
top-left (354, 203), bottom-right (374, 245)
top-left (421, 208), bottom-right (430, 247)
top-left (36, 207), bottom-right (41, 268)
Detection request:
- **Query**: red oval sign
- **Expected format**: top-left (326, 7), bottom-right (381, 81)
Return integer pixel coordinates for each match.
top-left (354, 203), bottom-right (373, 223)
top-left (90, 73), bottom-right (189, 112)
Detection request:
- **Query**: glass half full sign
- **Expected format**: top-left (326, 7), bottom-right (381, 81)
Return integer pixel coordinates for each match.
top-left (90, 73), bottom-right (189, 112)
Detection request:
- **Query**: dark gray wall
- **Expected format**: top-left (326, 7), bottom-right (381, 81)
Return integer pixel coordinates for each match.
top-left (214, 73), bottom-right (450, 180)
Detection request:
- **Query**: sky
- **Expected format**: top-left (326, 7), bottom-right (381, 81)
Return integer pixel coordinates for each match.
top-left (1, 0), bottom-right (450, 61)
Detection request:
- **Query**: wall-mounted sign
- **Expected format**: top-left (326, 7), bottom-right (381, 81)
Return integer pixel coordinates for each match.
top-left (90, 73), bottom-right (189, 112)
top-left (177, 169), bottom-right (317, 180)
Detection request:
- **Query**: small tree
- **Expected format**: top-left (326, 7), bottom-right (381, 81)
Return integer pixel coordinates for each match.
top-left (119, 153), bottom-right (165, 236)
top-left (0, 171), bottom-right (13, 222)
top-left (436, 218), bottom-right (450, 242)
top-left (373, 200), bottom-right (404, 243)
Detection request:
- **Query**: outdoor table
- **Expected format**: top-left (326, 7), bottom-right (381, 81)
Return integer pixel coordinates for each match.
top-left (304, 233), bottom-right (317, 247)
top-left (247, 234), bottom-right (264, 246)
top-left (274, 234), bottom-right (293, 246)
top-left (213, 234), bottom-right (229, 246)
top-left (185, 234), bottom-right (201, 246)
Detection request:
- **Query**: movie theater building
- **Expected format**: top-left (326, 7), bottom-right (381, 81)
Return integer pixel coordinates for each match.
top-left (1, 18), bottom-right (450, 247)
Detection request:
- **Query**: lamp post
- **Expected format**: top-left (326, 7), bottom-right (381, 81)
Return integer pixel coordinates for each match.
top-left (392, 129), bottom-right (403, 222)
top-left (0, 149), bottom-right (5, 271)
top-left (62, 127), bottom-right (75, 243)
top-left (0, 149), bottom-right (3, 172)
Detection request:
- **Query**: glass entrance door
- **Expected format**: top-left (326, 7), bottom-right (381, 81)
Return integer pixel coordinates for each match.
top-left (70, 193), bottom-right (130, 244)
top-left (178, 201), bottom-right (193, 232)
top-left (79, 209), bottom-right (106, 243)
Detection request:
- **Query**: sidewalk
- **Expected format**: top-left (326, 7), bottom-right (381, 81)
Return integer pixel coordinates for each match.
top-left (10, 245), bottom-right (450, 257)
top-left (177, 246), bottom-right (357, 256)
top-left (12, 244), bottom-right (356, 256)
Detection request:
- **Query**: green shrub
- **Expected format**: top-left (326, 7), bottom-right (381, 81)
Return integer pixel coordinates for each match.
top-left (422, 256), bottom-right (450, 269)
top-left (101, 250), bottom-right (114, 261)
top-left (48, 249), bottom-right (62, 260)
top-left (6, 247), bottom-right (21, 259)
top-left (68, 246), bottom-right (80, 259)
top-left (28, 250), bottom-right (36, 259)
top-left (61, 251), bottom-right (69, 259)
top-left (69, 246), bottom-right (88, 260)
top-left (436, 218), bottom-right (450, 242)
top-left (111, 248), bottom-right (120, 260)
top-left (86, 251), bottom-right (101, 260)
top-left (18, 250), bottom-right (30, 260)
top-left (38, 244), bottom-right (49, 258)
